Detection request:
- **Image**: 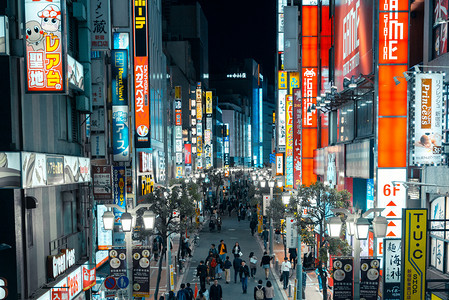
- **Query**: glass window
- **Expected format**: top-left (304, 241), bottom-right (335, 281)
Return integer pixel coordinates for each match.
top-left (356, 93), bottom-right (374, 138)
top-left (337, 101), bottom-right (355, 143)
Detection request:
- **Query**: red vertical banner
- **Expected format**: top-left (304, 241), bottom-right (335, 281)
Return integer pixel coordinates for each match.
top-left (293, 89), bottom-right (302, 189)
top-left (301, 4), bottom-right (319, 187)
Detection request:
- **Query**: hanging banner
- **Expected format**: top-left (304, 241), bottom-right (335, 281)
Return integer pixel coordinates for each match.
top-left (206, 91), bottom-right (213, 114)
top-left (401, 209), bottom-right (427, 300)
top-left (109, 249), bottom-right (127, 278)
top-left (332, 257), bottom-right (354, 300)
top-left (111, 49), bottom-right (128, 106)
top-left (276, 153), bottom-right (284, 175)
top-left (82, 267), bottom-right (96, 291)
top-left (384, 239), bottom-right (401, 300)
top-left (133, 0), bottom-right (150, 148)
top-left (185, 143), bottom-right (192, 165)
top-left (293, 89), bottom-right (301, 188)
top-left (360, 258), bottom-right (380, 300)
top-left (112, 106), bottom-right (130, 162)
top-left (25, 0), bottom-right (66, 93)
top-left (278, 89), bottom-right (287, 150)
top-left (132, 248), bottom-right (151, 297)
top-left (285, 94), bottom-right (293, 187)
top-left (113, 166), bottom-right (126, 225)
top-left (412, 73), bottom-right (444, 165)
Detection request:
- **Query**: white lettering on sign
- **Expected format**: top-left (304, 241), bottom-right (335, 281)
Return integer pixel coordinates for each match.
top-left (139, 152), bottom-right (152, 173)
top-left (0, 278), bottom-right (7, 300)
top-left (49, 249), bottom-right (76, 279)
top-left (343, 0), bottom-right (360, 60)
top-left (381, 1), bottom-right (404, 61)
top-left (302, 69), bottom-right (316, 127)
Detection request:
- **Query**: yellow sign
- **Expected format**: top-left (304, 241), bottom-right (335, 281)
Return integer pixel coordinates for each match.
top-left (431, 294), bottom-right (444, 300)
top-left (402, 209), bottom-right (427, 300)
top-left (278, 71), bottom-right (288, 90)
top-left (257, 204), bottom-right (263, 233)
top-left (289, 72), bottom-right (300, 95)
top-left (175, 86), bottom-right (181, 99)
top-left (206, 91), bottom-right (213, 114)
top-left (169, 264), bottom-right (175, 291)
top-left (196, 88), bottom-right (202, 120)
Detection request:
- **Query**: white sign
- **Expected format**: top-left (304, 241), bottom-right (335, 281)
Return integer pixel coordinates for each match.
top-left (97, 205), bottom-right (112, 249)
top-left (91, 0), bottom-right (111, 50)
top-left (413, 73), bottom-right (444, 165)
top-left (377, 168), bottom-right (406, 239)
top-left (286, 217), bottom-right (297, 248)
top-left (48, 249), bottom-right (76, 279)
top-left (278, 90), bottom-right (287, 149)
top-left (263, 194), bottom-right (270, 216)
top-left (384, 239), bottom-right (401, 283)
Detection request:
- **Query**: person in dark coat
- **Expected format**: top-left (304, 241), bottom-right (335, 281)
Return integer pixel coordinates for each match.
top-left (254, 279), bottom-right (266, 300)
top-left (249, 219), bottom-right (257, 236)
top-left (196, 260), bottom-right (208, 292)
top-left (209, 279), bottom-right (223, 300)
top-left (233, 255), bottom-right (243, 283)
top-left (239, 260), bottom-right (251, 294)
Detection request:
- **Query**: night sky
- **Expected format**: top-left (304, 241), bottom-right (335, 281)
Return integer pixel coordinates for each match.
top-left (198, 0), bottom-right (276, 86)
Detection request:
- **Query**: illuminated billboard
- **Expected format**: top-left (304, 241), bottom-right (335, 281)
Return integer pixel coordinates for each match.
top-left (334, 0), bottom-right (373, 91)
top-left (285, 94), bottom-right (293, 187)
top-left (133, 0), bottom-right (150, 148)
top-left (25, 0), bottom-right (66, 93)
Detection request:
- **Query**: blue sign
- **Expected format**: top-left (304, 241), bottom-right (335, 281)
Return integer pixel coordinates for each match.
top-left (269, 153), bottom-right (275, 164)
top-left (285, 156), bottom-right (293, 186)
top-left (111, 49), bottom-right (128, 106)
top-left (113, 166), bottom-right (126, 225)
top-left (104, 276), bottom-right (117, 290)
top-left (112, 106), bottom-right (130, 162)
top-left (117, 276), bottom-right (129, 289)
top-left (366, 179), bottom-right (374, 209)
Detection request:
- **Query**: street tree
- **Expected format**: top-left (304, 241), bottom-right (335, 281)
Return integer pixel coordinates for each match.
top-left (289, 181), bottom-right (352, 300)
top-left (140, 181), bottom-right (197, 300)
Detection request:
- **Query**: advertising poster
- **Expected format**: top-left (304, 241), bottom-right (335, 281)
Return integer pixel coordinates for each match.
top-left (332, 257), bottom-right (354, 300)
top-left (93, 165), bottom-right (112, 200)
top-left (413, 73), bottom-right (444, 165)
top-left (276, 153), bottom-right (284, 175)
top-left (278, 89), bottom-right (287, 150)
top-left (22, 152), bottom-right (47, 188)
top-left (384, 239), bottom-right (401, 300)
top-left (25, 0), bottom-right (65, 93)
top-left (185, 143), bottom-right (192, 165)
top-left (82, 266), bottom-right (96, 291)
top-left (360, 258), bottom-right (380, 300)
top-left (112, 106), bottom-right (130, 162)
top-left (91, 0), bottom-right (110, 50)
top-left (402, 209), bottom-right (427, 300)
top-left (132, 248), bottom-right (151, 297)
top-left (334, 0), bottom-right (373, 91)
top-left (113, 166), bottom-right (126, 225)
top-left (293, 89), bottom-right (301, 189)
top-left (109, 249), bottom-right (127, 278)
top-left (111, 49), bottom-right (128, 106)
top-left (63, 156), bottom-right (90, 184)
top-left (97, 204), bottom-right (113, 250)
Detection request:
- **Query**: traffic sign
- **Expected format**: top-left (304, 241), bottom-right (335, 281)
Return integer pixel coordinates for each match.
top-left (104, 276), bottom-right (117, 290)
top-left (117, 276), bottom-right (129, 289)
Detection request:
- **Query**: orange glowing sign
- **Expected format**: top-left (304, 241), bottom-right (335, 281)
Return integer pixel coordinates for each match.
top-left (378, 12), bottom-right (408, 65)
top-left (25, 0), bottom-right (65, 92)
top-left (302, 68), bottom-right (318, 128)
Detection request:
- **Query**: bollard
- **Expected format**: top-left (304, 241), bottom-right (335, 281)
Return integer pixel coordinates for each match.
top-left (288, 284), bottom-right (292, 297)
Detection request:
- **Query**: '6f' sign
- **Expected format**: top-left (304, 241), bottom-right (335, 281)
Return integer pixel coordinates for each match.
top-left (0, 278), bottom-right (7, 300)
top-left (383, 183), bottom-right (400, 196)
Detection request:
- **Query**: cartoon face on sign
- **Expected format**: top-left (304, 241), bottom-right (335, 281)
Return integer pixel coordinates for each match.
top-left (38, 5), bottom-right (61, 34)
top-left (25, 21), bottom-right (45, 50)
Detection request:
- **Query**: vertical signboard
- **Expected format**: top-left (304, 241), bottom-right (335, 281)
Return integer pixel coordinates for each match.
top-left (412, 73), bottom-right (444, 165)
top-left (293, 89), bottom-right (301, 188)
top-left (377, 0), bottom-right (408, 244)
top-left (111, 50), bottom-right (128, 106)
top-left (196, 87), bottom-right (203, 169)
top-left (285, 217), bottom-right (297, 248)
top-left (113, 166), bottom-right (126, 225)
top-left (91, 0), bottom-right (111, 50)
top-left (384, 239), bottom-right (401, 300)
top-left (278, 72), bottom-right (287, 151)
top-left (401, 209), bottom-right (427, 300)
top-left (25, 0), bottom-right (66, 93)
top-left (133, 0), bottom-right (150, 148)
top-left (112, 106), bottom-right (130, 161)
top-left (175, 86), bottom-right (183, 177)
top-left (109, 249), bottom-right (127, 278)
top-left (332, 257), bottom-right (354, 300)
top-left (276, 153), bottom-right (284, 175)
top-left (360, 258), bottom-right (380, 300)
top-left (205, 91), bottom-right (213, 169)
top-left (132, 248), bottom-right (150, 297)
top-left (285, 94), bottom-right (293, 187)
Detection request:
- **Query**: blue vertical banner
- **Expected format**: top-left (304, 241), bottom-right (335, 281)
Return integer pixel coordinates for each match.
top-left (112, 106), bottom-right (130, 161)
top-left (113, 166), bottom-right (126, 225)
top-left (111, 49), bottom-right (128, 106)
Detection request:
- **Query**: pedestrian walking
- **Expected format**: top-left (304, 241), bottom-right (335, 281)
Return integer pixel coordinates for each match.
top-left (177, 283), bottom-right (188, 300)
top-left (209, 280), bottom-right (223, 300)
top-left (206, 252), bottom-right (218, 281)
top-left (224, 256), bottom-right (232, 283)
top-left (218, 240), bottom-right (227, 262)
top-left (249, 252), bottom-right (258, 278)
top-left (215, 256), bottom-right (224, 280)
top-left (239, 260), bottom-right (250, 294)
top-left (249, 219), bottom-right (257, 236)
top-left (264, 281), bottom-right (275, 300)
top-left (261, 227), bottom-right (269, 250)
top-left (260, 251), bottom-right (272, 280)
top-left (233, 255), bottom-right (242, 283)
top-left (281, 257), bottom-right (292, 290)
top-left (209, 244), bottom-right (218, 256)
top-left (185, 283), bottom-right (194, 300)
top-left (196, 290), bottom-right (207, 300)
top-left (315, 263), bottom-right (328, 293)
top-left (289, 247), bottom-right (297, 269)
top-left (228, 204), bottom-right (232, 216)
top-left (237, 208), bottom-right (241, 222)
top-left (232, 242), bottom-right (241, 258)
top-left (196, 260), bottom-right (208, 292)
top-left (254, 279), bottom-right (265, 300)
top-left (247, 208), bottom-right (252, 221)
top-left (167, 291), bottom-right (176, 300)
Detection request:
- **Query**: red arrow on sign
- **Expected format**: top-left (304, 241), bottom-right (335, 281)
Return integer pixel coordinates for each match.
top-left (386, 211), bottom-right (397, 217)
top-left (388, 221), bottom-right (396, 227)
top-left (387, 231), bottom-right (396, 237)
top-left (386, 201), bottom-right (396, 206)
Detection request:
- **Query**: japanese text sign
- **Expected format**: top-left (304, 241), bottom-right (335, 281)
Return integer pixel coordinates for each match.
top-left (112, 106), bottom-right (130, 162)
top-left (384, 239), bottom-right (401, 300)
top-left (25, 0), bottom-right (65, 92)
top-left (91, 0), bottom-right (111, 50)
top-left (111, 50), bottom-right (128, 106)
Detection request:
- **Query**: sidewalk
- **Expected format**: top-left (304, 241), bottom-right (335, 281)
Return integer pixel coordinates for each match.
top-left (255, 233), bottom-right (324, 299)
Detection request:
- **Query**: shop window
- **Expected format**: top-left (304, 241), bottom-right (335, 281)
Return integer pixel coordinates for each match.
top-left (27, 210), bottom-right (33, 247)
top-left (429, 196), bottom-right (448, 273)
top-left (337, 101), bottom-right (355, 143)
top-left (356, 93), bottom-right (374, 138)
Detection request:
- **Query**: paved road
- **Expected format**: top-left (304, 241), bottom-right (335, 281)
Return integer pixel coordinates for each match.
top-left (179, 214), bottom-right (285, 299)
